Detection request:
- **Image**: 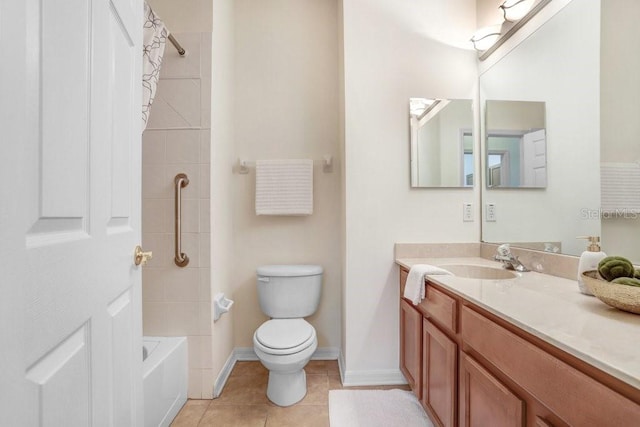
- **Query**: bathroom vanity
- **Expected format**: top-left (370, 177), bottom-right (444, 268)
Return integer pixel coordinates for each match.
top-left (397, 257), bottom-right (640, 427)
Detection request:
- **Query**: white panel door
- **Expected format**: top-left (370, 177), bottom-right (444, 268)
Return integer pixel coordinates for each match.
top-left (522, 129), bottom-right (547, 187)
top-left (0, 0), bottom-right (144, 425)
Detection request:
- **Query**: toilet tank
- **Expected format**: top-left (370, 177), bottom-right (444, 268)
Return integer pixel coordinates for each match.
top-left (256, 265), bottom-right (323, 318)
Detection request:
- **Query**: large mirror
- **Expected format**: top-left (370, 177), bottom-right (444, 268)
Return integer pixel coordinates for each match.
top-left (409, 98), bottom-right (474, 188)
top-left (486, 100), bottom-right (546, 188)
top-left (481, 0), bottom-right (640, 263)
top-left (480, 0), bottom-right (599, 257)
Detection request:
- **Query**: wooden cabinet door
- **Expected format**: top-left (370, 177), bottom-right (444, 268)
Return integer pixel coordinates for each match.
top-left (459, 353), bottom-right (524, 427)
top-left (400, 299), bottom-right (422, 398)
top-left (422, 319), bottom-right (457, 427)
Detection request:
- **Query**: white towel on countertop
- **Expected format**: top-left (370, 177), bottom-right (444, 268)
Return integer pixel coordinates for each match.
top-left (255, 159), bottom-right (313, 215)
top-left (404, 264), bottom-right (453, 305)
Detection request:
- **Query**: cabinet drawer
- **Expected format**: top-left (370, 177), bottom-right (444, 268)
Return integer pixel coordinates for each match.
top-left (419, 285), bottom-right (457, 333)
top-left (461, 306), bottom-right (640, 425)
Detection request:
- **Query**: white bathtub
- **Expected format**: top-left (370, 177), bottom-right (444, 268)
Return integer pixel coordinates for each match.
top-left (143, 337), bottom-right (188, 427)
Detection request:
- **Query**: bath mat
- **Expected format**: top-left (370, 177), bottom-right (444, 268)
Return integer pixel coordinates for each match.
top-left (328, 389), bottom-right (434, 427)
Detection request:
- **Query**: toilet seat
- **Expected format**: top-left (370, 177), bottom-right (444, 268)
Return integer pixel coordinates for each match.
top-left (254, 319), bottom-right (316, 356)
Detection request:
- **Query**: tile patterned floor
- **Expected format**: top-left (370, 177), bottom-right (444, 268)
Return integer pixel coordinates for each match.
top-left (170, 360), bottom-right (410, 426)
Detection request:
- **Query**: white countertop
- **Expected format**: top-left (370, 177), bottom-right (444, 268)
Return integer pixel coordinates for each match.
top-left (397, 257), bottom-right (640, 390)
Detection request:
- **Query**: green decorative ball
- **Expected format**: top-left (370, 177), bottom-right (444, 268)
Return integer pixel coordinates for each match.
top-left (612, 277), bottom-right (640, 287)
top-left (598, 256), bottom-right (635, 281)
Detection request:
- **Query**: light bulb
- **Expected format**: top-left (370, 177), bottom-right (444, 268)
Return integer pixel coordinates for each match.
top-left (500, 0), bottom-right (535, 22)
top-left (409, 98), bottom-right (436, 117)
top-left (470, 25), bottom-right (502, 51)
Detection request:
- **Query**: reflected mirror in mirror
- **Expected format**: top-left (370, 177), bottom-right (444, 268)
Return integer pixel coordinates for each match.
top-left (486, 100), bottom-right (546, 188)
top-left (409, 98), bottom-right (474, 188)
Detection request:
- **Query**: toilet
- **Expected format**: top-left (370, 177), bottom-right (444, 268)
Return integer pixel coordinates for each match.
top-left (252, 264), bottom-right (323, 406)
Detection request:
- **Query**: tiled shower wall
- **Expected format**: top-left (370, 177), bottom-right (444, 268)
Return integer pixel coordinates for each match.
top-left (141, 32), bottom-right (213, 399)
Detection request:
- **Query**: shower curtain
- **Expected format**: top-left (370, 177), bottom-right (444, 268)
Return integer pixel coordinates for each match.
top-left (142, 2), bottom-right (167, 131)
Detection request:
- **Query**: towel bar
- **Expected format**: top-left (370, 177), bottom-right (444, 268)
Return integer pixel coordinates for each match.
top-left (237, 155), bottom-right (333, 174)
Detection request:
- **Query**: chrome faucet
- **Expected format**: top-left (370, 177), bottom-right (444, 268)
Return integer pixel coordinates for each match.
top-left (494, 244), bottom-right (530, 272)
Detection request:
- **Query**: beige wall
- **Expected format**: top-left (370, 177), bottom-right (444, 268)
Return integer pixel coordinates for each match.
top-left (341, 0), bottom-right (478, 382)
top-left (419, 113), bottom-right (442, 186)
top-left (143, 0), bottom-right (214, 400)
top-left (601, 0), bottom-right (640, 263)
top-left (439, 100), bottom-right (474, 186)
top-left (146, 0), bottom-right (213, 33)
top-left (231, 0), bottom-right (342, 351)
top-left (210, 0), bottom-right (236, 394)
top-left (486, 100), bottom-right (545, 131)
top-left (476, 0), bottom-right (504, 29)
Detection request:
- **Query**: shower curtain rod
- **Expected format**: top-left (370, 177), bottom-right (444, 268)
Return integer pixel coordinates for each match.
top-left (168, 33), bottom-right (186, 56)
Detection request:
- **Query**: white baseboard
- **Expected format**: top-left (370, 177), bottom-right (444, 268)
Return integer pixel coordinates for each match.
top-left (212, 346), bottom-right (341, 397)
top-left (337, 348), bottom-right (408, 387)
top-left (213, 346), bottom-right (406, 394)
top-left (340, 368), bottom-right (408, 387)
top-left (338, 350), bottom-right (347, 384)
top-left (233, 347), bottom-right (258, 361)
top-left (311, 346), bottom-right (340, 360)
top-left (212, 352), bottom-right (235, 398)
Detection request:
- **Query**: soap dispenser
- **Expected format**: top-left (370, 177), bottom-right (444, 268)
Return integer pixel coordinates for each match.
top-left (577, 236), bottom-right (606, 295)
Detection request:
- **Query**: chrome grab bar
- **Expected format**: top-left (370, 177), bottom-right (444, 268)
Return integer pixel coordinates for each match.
top-left (174, 173), bottom-right (190, 267)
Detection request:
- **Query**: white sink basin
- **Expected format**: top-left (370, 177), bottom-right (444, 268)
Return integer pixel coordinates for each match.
top-left (438, 264), bottom-right (517, 280)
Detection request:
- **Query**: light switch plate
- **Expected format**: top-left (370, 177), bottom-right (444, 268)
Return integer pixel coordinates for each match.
top-left (486, 203), bottom-right (497, 222)
top-left (463, 203), bottom-right (473, 222)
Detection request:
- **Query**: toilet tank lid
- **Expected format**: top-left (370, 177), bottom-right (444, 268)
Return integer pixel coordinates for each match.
top-left (257, 264), bottom-right (323, 277)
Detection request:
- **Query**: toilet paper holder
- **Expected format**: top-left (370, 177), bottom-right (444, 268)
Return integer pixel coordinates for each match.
top-left (213, 293), bottom-right (234, 322)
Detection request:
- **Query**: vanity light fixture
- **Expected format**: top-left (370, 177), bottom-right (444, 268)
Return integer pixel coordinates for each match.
top-left (410, 98), bottom-right (439, 118)
top-left (474, 0), bottom-right (552, 60)
top-left (470, 25), bottom-right (502, 51)
top-left (500, 0), bottom-right (535, 22)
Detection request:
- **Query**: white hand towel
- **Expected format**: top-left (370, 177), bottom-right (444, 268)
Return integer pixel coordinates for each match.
top-left (600, 162), bottom-right (640, 213)
top-left (255, 159), bottom-right (313, 215)
top-left (404, 264), bottom-right (453, 305)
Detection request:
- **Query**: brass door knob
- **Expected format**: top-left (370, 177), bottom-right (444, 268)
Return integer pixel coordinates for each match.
top-left (134, 245), bottom-right (153, 266)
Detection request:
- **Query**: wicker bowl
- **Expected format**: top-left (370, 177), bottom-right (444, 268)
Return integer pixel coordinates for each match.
top-left (582, 271), bottom-right (640, 314)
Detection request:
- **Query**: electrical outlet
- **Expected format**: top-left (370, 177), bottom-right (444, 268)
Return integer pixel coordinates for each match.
top-left (486, 203), bottom-right (497, 222)
top-left (463, 203), bottom-right (473, 222)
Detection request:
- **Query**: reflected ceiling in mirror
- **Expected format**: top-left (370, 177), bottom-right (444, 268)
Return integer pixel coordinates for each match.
top-left (409, 98), bottom-right (474, 188)
top-left (485, 100), bottom-right (546, 188)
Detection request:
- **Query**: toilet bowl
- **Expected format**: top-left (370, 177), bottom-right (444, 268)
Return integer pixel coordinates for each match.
top-left (252, 265), bottom-right (323, 406)
top-left (253, 319), bottom-right (318, 406)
